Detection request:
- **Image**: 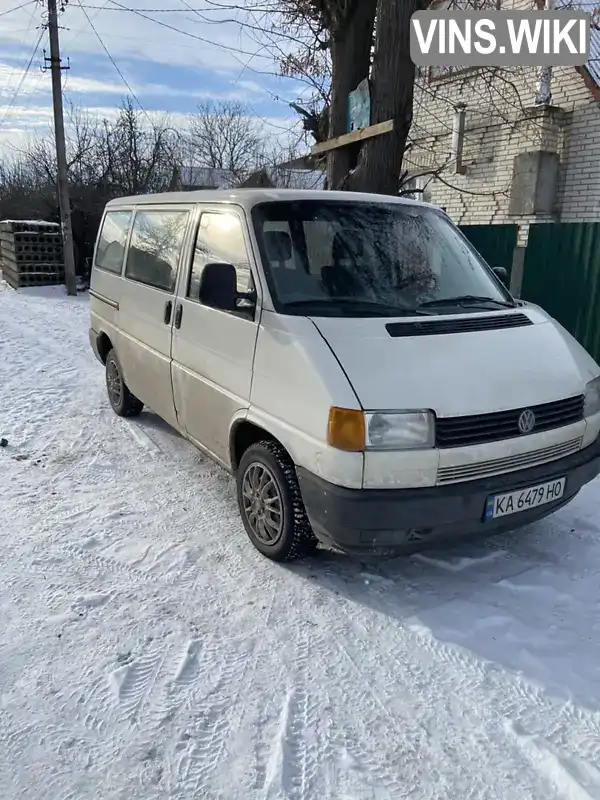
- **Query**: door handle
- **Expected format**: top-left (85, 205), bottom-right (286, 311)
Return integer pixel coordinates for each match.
top-left (164, 300), bottom-right (172, 325)
top-left (174, 303), bottom-right (183, 329)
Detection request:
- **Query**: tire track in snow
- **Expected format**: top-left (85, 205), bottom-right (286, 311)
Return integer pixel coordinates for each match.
top-left (164, 585), bottom-right (280, 798)
top-left (0, 718), bottom-right (33, 797)
top-left (250, 586), bottom-right (337, 800)
top-left (334, 638), bottom-right (422, 799)
top-left (153, 627), bottom-right (224, 729)
top-left (60, 542), bottom-right (160, 585)
top-left (282, 560), bottom-right (600, 796)
top-left (74, 673), bottom-right (114, 735)
top-left (109, 645), bottom-right (172, 725)
top-left (170, 642), bottom-right (256, 797)
top-left (276, 625), bottom-right (322, 800)
top-left (354, 600), bottom-right (600, 785)
top-left (506, 720), bottom-right (600, 800)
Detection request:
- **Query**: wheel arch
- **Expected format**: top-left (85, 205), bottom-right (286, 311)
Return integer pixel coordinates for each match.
top-left (96, 331), bottom-right (114, 365)
top-left (229, 418), bottom-right (283, 473)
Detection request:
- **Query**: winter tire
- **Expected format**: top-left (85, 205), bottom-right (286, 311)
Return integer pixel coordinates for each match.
top-left (105, 349), bottom-right (144, 418)
top-left (237, 440), bottom-right (318, 562)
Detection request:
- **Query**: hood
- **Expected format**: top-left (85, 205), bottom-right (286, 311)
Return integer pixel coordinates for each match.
top-left (311, 306), bottom-right (600, 415)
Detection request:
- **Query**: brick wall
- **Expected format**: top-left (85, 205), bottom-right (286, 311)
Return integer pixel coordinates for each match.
top-left (408, 0), bottom-right (600, 227)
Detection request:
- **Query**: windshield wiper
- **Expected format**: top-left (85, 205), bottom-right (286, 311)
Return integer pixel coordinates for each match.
top-left (282, 298), bottom-right (434, 316)
top-left (417, 294), bottom-right (516, 309)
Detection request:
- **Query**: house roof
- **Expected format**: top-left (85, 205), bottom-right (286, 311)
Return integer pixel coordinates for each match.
top-left (179, 166), bottom-right (235, 188)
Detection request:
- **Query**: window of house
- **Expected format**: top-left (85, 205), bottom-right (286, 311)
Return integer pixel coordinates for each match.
top-left (124, 209), bottom-right (189, 293)
top-left (188, 211), bottom-right (252, 301)
top-left (95, 210), bottom-right (132, 274)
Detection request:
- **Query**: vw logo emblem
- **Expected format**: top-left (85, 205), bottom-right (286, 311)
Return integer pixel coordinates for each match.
top-left (518, 409), bottom-right (536, 434)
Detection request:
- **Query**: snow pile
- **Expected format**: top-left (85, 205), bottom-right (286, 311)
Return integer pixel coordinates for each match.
top-left (1, 287), bottom-right (600, 799)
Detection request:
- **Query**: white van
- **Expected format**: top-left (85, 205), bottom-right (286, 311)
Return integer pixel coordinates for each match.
top-left (89, 189), bottom-right (600, 561)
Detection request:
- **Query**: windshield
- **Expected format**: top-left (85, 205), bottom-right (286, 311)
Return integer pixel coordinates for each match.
top-left (251, 200), bottom-right (514, 317)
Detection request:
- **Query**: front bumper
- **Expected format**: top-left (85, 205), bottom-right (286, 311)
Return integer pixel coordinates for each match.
top-left (297, 437), bottom-right (600, 555)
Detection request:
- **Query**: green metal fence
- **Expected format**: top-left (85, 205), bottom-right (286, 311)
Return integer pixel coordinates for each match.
top-left (459, 223), bottom-right (518, 280)
top-left (521, 222), bottom-right (600, 364)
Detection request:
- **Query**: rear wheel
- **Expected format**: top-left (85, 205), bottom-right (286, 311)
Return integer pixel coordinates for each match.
top-left (237, 440), bottom-right (318, 562)
top-left (105, 349), bottom-right (144, 418)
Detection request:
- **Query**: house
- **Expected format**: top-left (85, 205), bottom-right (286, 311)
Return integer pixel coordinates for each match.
top-left (178, 166), bottom-right (236, 191)
top-left (178, 164), bottom-right (325, 191)
top-left (407, 0), bottom-right (600, 231)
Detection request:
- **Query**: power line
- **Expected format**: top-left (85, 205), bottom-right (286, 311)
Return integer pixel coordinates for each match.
top-left (75, 0), bottom-right (152, 123)
top-left (179, 0), bottom-right (308, 51)
top-left (0, 27), bottom-right (45, 131)
top-left (78, 2), bottom-right (284, 11)
top-left (0, 1), bottom-right (37, 19)
top-left (64, 0), bottom-right (109, 46)
top-left (106, 0), bottom-right (275, 61)
top-left (0, 1), bottom-right (39, 99)
top-left (79, 3), bottom-right (218, 9)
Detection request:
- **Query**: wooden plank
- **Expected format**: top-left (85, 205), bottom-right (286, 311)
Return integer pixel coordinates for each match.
top-left (275, 154), bottom-right (326, 171)
top-left (310, 119), bottom-right (394, 157)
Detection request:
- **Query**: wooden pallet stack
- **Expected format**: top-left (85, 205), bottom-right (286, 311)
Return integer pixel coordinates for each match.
top-left (0, 220), bottom-right (64, 289)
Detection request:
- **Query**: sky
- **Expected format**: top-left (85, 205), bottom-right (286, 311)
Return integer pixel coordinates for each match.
top-left (0, 0), bottom-right (313, 155)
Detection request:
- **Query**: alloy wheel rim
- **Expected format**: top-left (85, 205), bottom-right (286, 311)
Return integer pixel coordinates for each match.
top-left (107, 359), bottom-right (122, 407)
top-left (241, 462), bottom-right (284, 545)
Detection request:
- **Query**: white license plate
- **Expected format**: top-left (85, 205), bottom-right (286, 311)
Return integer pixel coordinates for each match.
top-left (484, 477), bottom-right (566, 520)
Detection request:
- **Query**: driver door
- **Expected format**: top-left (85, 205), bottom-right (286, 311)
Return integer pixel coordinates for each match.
top-left (171, 207), bottom-right (260, 466)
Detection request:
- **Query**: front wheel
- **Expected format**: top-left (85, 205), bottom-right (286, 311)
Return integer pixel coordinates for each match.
top-left (105, 349), bottom-right (144, 418)
top-left (237, 440), bottom-right (318, 562)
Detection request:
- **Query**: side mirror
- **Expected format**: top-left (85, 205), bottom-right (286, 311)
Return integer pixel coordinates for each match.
top-left (198, 262), bottom-right (256, 314)
top-left (493, 266), bottom-right (509, 286)
top-left (199, 262), bottom-right (238, 311)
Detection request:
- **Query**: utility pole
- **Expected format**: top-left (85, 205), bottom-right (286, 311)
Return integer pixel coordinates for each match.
top-left (45, 0), bottom-right (77, 296)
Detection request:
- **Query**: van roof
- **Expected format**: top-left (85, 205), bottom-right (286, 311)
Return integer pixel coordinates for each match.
top-left (105, 188), bottom-right (433, 210)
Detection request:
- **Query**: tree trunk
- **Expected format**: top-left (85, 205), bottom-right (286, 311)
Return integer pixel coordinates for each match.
top-left (327, 0), bottom-right (377, 189)
top-left (348, 0), bottom-right (422, 195)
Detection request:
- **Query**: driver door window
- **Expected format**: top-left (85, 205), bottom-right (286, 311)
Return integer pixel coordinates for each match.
top-left (188, 211), bottom-right (252, 303)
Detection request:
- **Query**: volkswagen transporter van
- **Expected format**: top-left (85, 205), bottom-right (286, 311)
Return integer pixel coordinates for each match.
top-left (89, 189), bottom-right (600, 561)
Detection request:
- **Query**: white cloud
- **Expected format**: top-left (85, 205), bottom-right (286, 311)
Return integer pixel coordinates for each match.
top-left (0, 0), bottom-right (315, 155)
top-left (0, 0), bottom-right (293, 79)
top-left (0, 97), bottom-right (303, 159)
top-left (0, 63), bottom-right (270, 105)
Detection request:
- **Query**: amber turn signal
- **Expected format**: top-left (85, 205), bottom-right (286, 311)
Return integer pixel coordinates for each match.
top-left (327, 407), bottom-right (366, 452)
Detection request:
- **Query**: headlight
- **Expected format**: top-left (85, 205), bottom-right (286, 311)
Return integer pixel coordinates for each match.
top-left (584, 375), bottom-right (600, 417)
top-left (365, 411), bottom-right (434, 450)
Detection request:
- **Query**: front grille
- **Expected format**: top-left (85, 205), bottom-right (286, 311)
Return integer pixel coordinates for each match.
top-left (385, 312), bottom-right (532, 338)
top-left (436, 436), bottom-right (583, 484)
top-left (435, 395), bottom-right (585, 448)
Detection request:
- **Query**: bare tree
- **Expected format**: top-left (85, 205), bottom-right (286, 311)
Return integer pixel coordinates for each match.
top-left (186, 100), bottom-right (268, 185)
top-left (1, 97), bottom-right (184, 275)
top-left (102, 99), bottom-right (182, 196)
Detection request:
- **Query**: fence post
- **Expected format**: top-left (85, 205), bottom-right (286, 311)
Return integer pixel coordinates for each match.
top-left (510, 246), bottom-right (526, 297)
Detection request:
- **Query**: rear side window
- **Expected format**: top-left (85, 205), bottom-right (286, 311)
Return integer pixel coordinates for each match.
top-left (125, 209), bottom-right (189, 293)
top-left (95, 210), bottom-right (132, 274)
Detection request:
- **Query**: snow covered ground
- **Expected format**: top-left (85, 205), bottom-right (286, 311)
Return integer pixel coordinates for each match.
top-left (2, 280), bottom-right (600, 800)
